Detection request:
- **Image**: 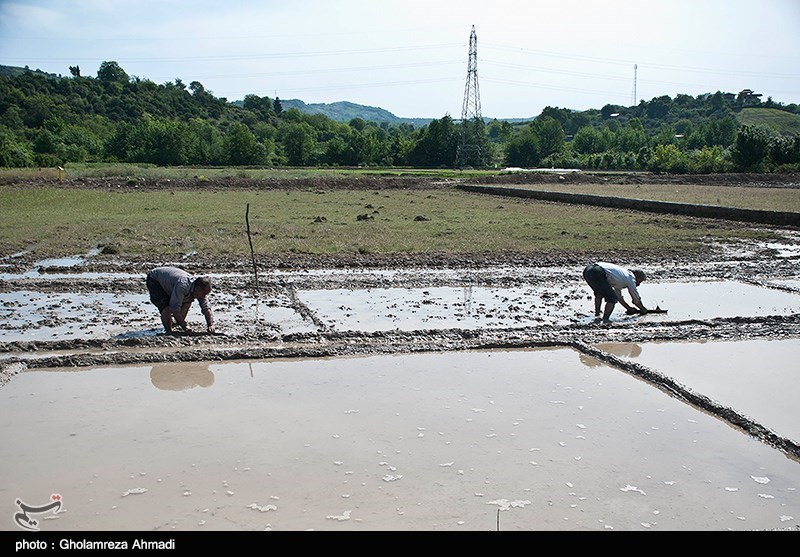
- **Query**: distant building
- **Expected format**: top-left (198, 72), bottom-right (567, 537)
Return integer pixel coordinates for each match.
top-left (737, 89), bottom-right (763, 105)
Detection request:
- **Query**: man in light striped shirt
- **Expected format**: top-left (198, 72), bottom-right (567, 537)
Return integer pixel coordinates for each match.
top-left (582, 262), bottom-right (648, 322)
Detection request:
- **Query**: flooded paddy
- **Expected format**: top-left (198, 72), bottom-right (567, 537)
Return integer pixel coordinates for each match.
top-left (2, 279), bottom-right (799, 343)
top-left (595, 339), bottom-right (800, 444)
top-left (2, 229), bottom-right (800, 531)
top-left (2, 348), bottom-right (798, 531)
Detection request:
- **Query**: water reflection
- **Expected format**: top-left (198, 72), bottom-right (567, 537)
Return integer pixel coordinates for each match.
top-left (596, 343), bottom-right (642, 358)
top-left (149, 362), bottom-right (215, 391)
top-left (579, 343), bottom-right (642, 368)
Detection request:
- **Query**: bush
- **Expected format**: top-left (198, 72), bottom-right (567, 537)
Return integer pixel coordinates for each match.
top-left (770, 135), bottom-right (800, 166)
top-left (648, 144), bottom-right (689, 173)
top-left (730, 125), bottom-right (771, 171)
top-left (0, 128), bottom-right (34, 167)
top-left (689, 146), bottom-right (733, 173)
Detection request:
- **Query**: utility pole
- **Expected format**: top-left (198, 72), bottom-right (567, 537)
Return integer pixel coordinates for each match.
top-left (632, 64), bottom-right (638, 106)
top-left (457, 25), bottom-right (485, 168)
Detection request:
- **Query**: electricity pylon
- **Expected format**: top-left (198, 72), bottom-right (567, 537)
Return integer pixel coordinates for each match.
top-left (457, 25), bottom-right (485, 168)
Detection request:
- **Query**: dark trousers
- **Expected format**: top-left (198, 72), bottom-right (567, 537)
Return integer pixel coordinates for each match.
top-left (583, 264), bottom-right (618, 303)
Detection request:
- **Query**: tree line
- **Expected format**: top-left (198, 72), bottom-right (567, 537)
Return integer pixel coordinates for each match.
top-left (1, 61), bottom-right (798, 172)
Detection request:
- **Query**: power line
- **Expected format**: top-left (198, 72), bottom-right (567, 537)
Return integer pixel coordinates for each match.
top-left (163, 60), bottom-right (463, 81)
top-left (483, 42), bottom-right (799, 79)
top-left (2, 43), bottom-right (464, 65)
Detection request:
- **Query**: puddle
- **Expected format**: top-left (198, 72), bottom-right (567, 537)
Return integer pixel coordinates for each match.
top-left (299, 285), bottom-right (587, 331)
top-left (2, 279), bottom-right (798, 342)
top-left (771, 280), bottom-right (800, 292)
top-left (0, 270), bottom-right (142, 280)
top-left (0, 291), bottom-right (153, 341)
top-left (595, 339), bottom-right (800, 443)
top-left (0, 291), bottom-right (314, 342)
top-left (8, 249), bottom-right (106, 274)
top-left (620, 280), bottom-right (800, 321)
top-left (2, 348), bottom-right (798, 531)
top-left (713, 230), bottom-right (800, 259)
top-left (299, 280), bottom-right (800, 332)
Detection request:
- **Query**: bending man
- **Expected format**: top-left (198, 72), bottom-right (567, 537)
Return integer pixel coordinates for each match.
top-left (146, 266), bottom-right (214, 333)
top-left (582, 262), bottom-right (648, 322)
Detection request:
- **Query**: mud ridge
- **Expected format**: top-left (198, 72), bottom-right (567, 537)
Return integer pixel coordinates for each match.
top-left (4, 316), bottom-right (798, 462)
top-left (457, 184), bottom-right (800, 227)
top-left (3, 313), bottom-right (799, 358)
top-left (571, 341), bottom-right (800, 462)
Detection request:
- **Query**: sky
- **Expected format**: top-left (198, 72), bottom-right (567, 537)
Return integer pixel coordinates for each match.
top-left (1, 0), bottom-right (799, 119)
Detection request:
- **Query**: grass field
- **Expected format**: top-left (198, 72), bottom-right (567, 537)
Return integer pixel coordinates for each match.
top-left (0, 163), bottom-right (494, 182)
top-left (0, 184), bottom-right (783, 260)
top-left (737, 107), bottom-right (800, 136)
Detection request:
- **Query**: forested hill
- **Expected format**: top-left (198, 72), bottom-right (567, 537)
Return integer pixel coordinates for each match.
top-left (1, 62), bottom-right (798, 172)
top-left (271, 99), bottom-right (433, 127)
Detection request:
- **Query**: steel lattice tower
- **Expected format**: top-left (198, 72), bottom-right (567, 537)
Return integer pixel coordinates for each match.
top-left (457, 25), bottom-right (485, 168)
top-left (461, 25), bottom-right (481, 123)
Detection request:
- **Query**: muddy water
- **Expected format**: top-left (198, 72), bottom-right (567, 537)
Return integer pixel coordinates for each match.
top-left (2, 278), bottom-right (799, 347)
top-left (299, 280), bottom-right (800, 332)
top-left (3, 254), bottom-right (800, 531)
top-left (2, 348), bottom-right (798, 531)
top-left (595, 339), bottom-right (800, 443)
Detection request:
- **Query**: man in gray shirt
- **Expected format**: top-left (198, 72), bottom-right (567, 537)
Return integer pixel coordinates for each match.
top-left (146, 266), bottom-right (214, 333)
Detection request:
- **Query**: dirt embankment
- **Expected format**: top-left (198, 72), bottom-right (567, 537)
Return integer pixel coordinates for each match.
top-left (3, 170), bottom-right (799, 192)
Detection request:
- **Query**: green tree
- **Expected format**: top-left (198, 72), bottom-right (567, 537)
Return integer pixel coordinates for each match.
top-left (689, 146), bottom-right (732, 173)
top-left (279, 121), bottom-right (317, 165)
top-left (730, 125), bottom-right (771, 170)
top-left (646, 96), bottom-right (672, 119)
top-left (648, 144), bottom-right (689, 173)
top-left (224, 122), bottom-right (267, 165)
top-left (322, 136), bottom-right (349, 165)
top-left (505, 127), bottom-right (540, 167)
top-left (486, 119), bottom-right (512, 142)
top-left (600, 104), bottom-right (622, 119)
top-left (186, 118), bottom-right (224, 164)
top-left (614, 119), bottom-right (647, 152)
top-left (243, 94), bottom-right (275, 120)
top-left (0, 126), bottom-right (34, 166)
top-left (457, 117), bottom-right (489, 167)
top-left (770, 135), bottom-right (800, 166)
top-left (572, 126), bottom-right (608, 155)
top-left (408, 115), bottom-right (458, 167)
top-left (534, 117), bottom-right (566, 160)
top-left (96, 61), bottom-right (129, 83)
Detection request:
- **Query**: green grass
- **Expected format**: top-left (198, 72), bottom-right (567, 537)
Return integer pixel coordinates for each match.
top-left (737, 107), bottom-right (800, 136)
top-left (0, 163), bottom-right (498, 182)
top-left (0, 186), bottom-right (780, 260)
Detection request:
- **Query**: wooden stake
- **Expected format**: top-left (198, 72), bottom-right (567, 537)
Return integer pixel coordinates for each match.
top-left (246, 203), bottom-right (258, 288)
